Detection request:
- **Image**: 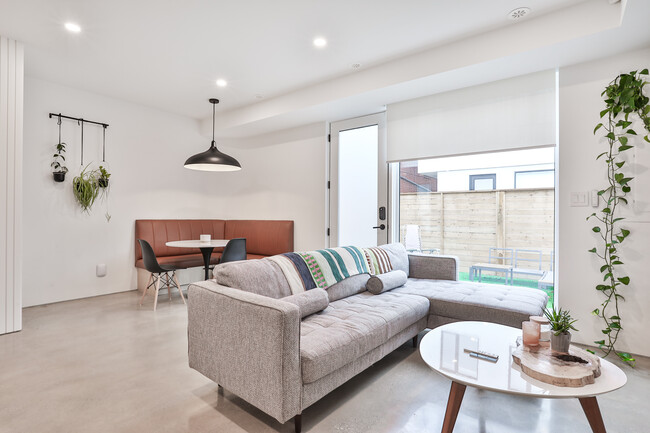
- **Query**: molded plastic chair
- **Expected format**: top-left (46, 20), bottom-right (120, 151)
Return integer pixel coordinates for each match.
top-left (137, 239), bottom-right (185, 310)
top-left (219, 238), bottom-right (247, 264)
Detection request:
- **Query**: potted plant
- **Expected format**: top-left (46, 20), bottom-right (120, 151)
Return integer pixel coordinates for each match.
top-left (72, 165), bottom-right (100, 213)
top-left (544, 307), bottom-right (578, 354)
top-left (98, 165), bottom-right (111, 188)
top-left (51, 142), bottom-right (68, 182)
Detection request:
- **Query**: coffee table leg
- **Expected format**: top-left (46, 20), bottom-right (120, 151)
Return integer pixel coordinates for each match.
top-left (441, 381), bottom-right (466, 433)
top-left (578, 397), bottom-right (607, 433)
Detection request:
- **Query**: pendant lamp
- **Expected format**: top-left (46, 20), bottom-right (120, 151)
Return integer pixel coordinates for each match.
top-left (184, 98), bottom-right (241, 171)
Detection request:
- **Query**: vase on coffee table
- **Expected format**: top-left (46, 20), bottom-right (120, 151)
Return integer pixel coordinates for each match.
top-left (551, 331), bottom-right (571, 354)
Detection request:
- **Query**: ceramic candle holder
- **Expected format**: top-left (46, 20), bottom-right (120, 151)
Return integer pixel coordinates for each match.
top-left (522, 321), bottom-right (540, 347)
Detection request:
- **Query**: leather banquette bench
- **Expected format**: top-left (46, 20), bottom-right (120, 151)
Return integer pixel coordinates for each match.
top-left (134, 219), bottom-right (294, 270)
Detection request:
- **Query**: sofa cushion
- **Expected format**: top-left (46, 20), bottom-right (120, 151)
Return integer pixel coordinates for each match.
top-left (326, 274), bottom-right (370, 302)
top-left (213, 258), bottom-right (292, 298)
top-left (366, 270), bottom-right (407, 294)
top-left (299, 291), bottom-right (429, 383)
top-left (282, 289), bottom-right (329, 318)
top-left (379, 242), bottom-right (409, 276)
top-left (392, 279), bottom-right (548, 329)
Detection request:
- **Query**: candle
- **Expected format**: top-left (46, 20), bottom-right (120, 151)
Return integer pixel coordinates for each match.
top-left (530, 315), bottom-right (551, 342)
top-left (522, 321), bottom-right (540, 346)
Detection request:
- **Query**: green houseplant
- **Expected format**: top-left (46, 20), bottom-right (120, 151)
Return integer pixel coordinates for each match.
top-left (588, 69), bottom-right (650, 366)
top-left (51, 142), bottom-right (68, 182)
top-left (72, 165), bottom-right (100, 213)
top-left (97, 165), bottom-right (111, 188)
top-left (544, 307), bottom-right (578, 354)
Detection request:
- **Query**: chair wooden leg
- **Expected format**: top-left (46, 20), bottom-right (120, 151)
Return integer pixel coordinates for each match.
top-left (173, 272), bottom-right (185, 304)
top-left (153, 274), bottom-right (161, 311)
top-left (140, 273), bottom-right (153, 306)
top-left (294, 414), bottom-right (302, 433)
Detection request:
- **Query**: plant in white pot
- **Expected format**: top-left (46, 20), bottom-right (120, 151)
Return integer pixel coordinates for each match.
top-left (51, 141), bottom-right (68, 182)
top-left (544, 307), bottom-right (578, 354)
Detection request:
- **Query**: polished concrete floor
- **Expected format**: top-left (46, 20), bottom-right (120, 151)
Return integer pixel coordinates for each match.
top-left (0, 290), bottom-right (647, 433)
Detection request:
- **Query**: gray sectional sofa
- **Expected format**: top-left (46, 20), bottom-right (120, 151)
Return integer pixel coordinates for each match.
top-left (187, 243), bottom-right (547, 432)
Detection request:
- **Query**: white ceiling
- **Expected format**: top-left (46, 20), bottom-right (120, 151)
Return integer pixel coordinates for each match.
top-left (1, 0), bottom-right (648, 139)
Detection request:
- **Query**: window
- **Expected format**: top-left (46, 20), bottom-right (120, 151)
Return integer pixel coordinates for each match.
top-left (515, 169), bottom-right (554, 189)
top-left (469, 174), bottom-right (496, 191)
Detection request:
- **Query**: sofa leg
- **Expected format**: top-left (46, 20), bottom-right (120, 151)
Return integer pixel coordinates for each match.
top-left (294, 414), bottom-right (302, 433)
top-left (412, 335), bottom-right (418, 348)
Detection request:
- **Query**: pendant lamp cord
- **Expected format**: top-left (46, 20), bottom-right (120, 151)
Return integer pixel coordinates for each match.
top-left (212, 101), bottom-right (216, 142)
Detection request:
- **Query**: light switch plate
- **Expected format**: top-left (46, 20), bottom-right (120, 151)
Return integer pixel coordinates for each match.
top-left (570, 192), bottom-right (589, 207)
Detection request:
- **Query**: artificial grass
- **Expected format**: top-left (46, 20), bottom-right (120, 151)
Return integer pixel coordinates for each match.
top-left (459, 271), bottom-right (554, 309)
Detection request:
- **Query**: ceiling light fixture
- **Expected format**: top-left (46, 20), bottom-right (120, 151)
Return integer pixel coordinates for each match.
top-left (313, 37), bottom-right (327, 48)
top-left (64, 22), bottom-right (82, 33)
top-left (216, 79), bottom-right (227, 87)
top-left (184, 99), bottom-right (241, 172)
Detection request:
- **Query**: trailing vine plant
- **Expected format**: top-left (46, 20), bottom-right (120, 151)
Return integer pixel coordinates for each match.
top-left (588, 69), bottom-right (650, 366)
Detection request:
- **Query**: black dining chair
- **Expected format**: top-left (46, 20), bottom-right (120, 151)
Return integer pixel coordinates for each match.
top-left (219, 238), bottom-right (247, 264)
top-left (137, 239), bottom-right (186, 311)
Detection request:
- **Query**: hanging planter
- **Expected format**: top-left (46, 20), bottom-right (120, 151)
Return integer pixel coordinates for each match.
top-left (97, 165), bottom-right (110, 188)
top-left (72, 165), bottom-right (100, 213)
top-left (51, 116), bottom-right (68, 182)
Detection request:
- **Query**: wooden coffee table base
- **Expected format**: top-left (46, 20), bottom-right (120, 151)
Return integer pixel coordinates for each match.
top-left (441, 381), bottom-right (607, 433)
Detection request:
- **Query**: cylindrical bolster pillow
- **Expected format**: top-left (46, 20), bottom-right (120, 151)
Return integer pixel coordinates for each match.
top-left (366, 270), bottom-right (408, 294)
top-left (282, 288), bottom-right (329, 318)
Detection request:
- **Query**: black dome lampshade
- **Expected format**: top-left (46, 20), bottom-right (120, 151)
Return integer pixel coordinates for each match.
top-left (184, 99), bottom-right (241, 172)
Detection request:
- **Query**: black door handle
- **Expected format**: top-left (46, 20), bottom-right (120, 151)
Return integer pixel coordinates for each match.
top-left (373, 224), bottom-right (386, 230)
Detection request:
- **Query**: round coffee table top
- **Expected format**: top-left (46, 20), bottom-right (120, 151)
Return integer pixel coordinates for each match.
top-left (419, 321), bottom-right (626, 398)
top-left (165, 240), bottom-right (228, 248)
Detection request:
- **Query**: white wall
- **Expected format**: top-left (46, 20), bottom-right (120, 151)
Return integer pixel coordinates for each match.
top-left (0, 36), bottom-right (23, 333)
top-left (558, 48), bottom-right (650, 357)
top-left (215, 123), bottom-right (328, 252)
top-left (23, 77), bottom-right (219, 307)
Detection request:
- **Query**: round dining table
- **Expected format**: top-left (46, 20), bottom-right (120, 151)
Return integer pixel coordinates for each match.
top-left (165, 239), bottom-right (228, 280)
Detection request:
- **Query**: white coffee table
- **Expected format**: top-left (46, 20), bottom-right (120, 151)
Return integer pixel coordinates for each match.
top-left (419, 321), bottom-right (627, 433)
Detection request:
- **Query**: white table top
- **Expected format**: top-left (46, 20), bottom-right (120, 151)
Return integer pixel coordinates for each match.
top-left (165, 240), bottom-right (228, 248)
top-left (420, 321), bottom-right (626, 399)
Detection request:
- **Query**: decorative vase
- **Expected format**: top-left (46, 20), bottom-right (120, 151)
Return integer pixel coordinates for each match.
top-left (551, 331), bottom-right (571, 354)
top-left (53, 171), bottom-right (66, 182)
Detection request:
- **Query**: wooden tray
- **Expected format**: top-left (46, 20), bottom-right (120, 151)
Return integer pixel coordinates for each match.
top-left (512, 339), bottom-right (601, 387)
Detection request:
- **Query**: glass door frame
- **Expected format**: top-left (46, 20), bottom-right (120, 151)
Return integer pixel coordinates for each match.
top-left (328, 112), bottom-right (388, 248)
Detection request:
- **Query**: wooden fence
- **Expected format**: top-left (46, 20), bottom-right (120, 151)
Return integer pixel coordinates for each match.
top-left (400, 188), bottom-right (554, 275)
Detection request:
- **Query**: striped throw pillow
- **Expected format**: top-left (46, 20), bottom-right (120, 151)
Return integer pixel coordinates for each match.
top-left (363, 247), bottom-right (393, 275)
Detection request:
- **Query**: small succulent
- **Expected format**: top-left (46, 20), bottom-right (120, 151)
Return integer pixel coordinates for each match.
top-left (544, 307), bottom-right (578, 336)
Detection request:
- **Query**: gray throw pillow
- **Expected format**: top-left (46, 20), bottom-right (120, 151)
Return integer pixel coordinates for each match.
top-left (282, 288), bottom-right (329, 318)
top-left (366, 269), bottom-right (408, 294)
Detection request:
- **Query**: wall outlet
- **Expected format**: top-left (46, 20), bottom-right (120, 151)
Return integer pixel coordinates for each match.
top-left (96, 264), bottom-right (107, 278)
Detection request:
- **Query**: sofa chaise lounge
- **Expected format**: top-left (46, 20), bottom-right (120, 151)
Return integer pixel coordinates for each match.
top-left (187, 243), bottom-right (548, 432)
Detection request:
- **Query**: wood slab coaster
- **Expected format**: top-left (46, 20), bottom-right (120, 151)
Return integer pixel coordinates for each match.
top-left (512, 340), bottom-right (601, 387)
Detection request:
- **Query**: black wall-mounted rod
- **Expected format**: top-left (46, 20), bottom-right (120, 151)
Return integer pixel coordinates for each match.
top-left (49, 113), bottom-right (109, 128)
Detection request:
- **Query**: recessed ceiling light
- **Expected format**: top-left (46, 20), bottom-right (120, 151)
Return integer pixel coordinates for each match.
top-left (216, 79), bottom-right (227, 87)
top-left (313, 37), bottom-right (327, 48)
top-left (507, 7), bottom-right (531, 20)
top-left (64, 22), bottom-right (81, 33)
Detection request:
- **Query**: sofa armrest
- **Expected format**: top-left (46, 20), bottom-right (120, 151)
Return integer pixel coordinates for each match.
top-left (187, 281), bottom-right (301, 423)
top-left (408, 254), bottom-right (459, 281)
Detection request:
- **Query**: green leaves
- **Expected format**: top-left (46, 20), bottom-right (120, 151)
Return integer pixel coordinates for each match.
top-left (591, 69), bottom-right (649, 367)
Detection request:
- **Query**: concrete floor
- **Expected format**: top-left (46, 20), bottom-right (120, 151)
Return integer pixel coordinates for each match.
top-left (0, 290), bottom-right (647, 433)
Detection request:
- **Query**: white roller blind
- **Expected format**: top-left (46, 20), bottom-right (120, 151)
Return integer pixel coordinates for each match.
top-left (386, 70), bottom-right (556, 162)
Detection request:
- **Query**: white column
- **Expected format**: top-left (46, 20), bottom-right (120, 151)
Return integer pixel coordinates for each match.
top-left (0, 36), bottom-right (23, 334)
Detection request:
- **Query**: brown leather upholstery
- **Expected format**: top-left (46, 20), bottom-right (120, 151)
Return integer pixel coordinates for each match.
top-left (134, 219), bottom-right (294, 269)
top-left (224, 220), bottom-right (294, 256)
